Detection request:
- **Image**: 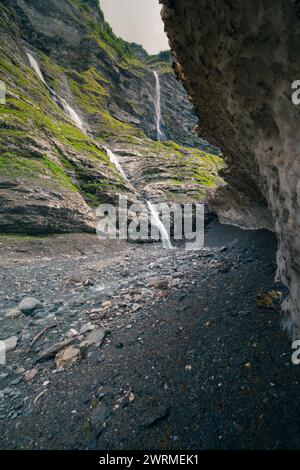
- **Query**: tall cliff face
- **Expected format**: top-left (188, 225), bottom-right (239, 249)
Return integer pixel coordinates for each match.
top-left (145, 51), bottom-right (218, 151)
top-left (2, 0), bottom-right (210, 147)
top-left (161, 0), bottom-right (300, 335)
top-left (0, 0), bottom-right (222, 234)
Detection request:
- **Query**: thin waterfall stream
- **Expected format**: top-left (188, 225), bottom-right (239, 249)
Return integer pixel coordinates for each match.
top-left (26, 52), bottom-right (85, 132)
top-left (26, 53), bottom-right (46, 84)
top-left (104, 147), bottom-right (127, 179)
top-left (104, 148), bottom-right (172, 248)
top-left (153, 71), bottom-right (164, 141)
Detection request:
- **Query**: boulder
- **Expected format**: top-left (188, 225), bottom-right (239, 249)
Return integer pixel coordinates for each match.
top-left (19, 297), bottom-right (41, 315)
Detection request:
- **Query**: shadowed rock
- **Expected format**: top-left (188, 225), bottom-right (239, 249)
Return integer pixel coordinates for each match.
top-left (160, 0), bottom-right (300, 336)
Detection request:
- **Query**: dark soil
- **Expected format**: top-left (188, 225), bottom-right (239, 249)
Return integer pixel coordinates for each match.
top-left (0, 219), bottom-right (299, 450)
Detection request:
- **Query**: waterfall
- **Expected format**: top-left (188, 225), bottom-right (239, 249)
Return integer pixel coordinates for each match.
top-left (104, 147), bottom-right (172, 249)
top-left (26, 53), bottom-right (46, 84)
top-left (147, 201), bottom-right (172, 249)
top-left (60, 99), bottom-right (85, 132)
top-left (104, 147), bottom-right (127, 179)
top-left (26, 52), bottom-right (85, 132)
top-left (153, 71), bottom-right (164, 141)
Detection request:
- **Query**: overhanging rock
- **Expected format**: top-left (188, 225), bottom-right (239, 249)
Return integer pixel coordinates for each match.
top-left (161, 0), bottom-right (300, 336)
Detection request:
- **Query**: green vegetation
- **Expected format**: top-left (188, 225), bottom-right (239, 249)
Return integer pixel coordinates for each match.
top-left (109, 136), bottom-right (223, 203)
top-left (0, 0), bottom-right (223, 220)
top-left (145, 50), bottom-right (173, 74)
top-left (43, 156), bottom-right (79, 190)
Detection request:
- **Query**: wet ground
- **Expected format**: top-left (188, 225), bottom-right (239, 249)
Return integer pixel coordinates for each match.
top-left (0, 219), bottom-right (299, 450)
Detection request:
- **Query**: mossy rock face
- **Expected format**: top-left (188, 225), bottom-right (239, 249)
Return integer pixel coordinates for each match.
top-left (2, 0), bottom-right (218, 148)
top-left (110, 137), bottom-right (223, 205)
top-left (0, 0), bottom-right (222, 234)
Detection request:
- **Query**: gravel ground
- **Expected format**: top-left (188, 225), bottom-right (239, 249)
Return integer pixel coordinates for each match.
top-left (0, 219), bottom-right (299, 450)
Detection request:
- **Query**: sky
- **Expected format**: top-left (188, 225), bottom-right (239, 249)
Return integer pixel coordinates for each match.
top-left (100, 0), bottom-right (169, 55)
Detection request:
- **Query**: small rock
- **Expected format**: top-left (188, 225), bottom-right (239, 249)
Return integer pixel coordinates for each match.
top-left (10, 377), bottom-right (22, 386)
top-left (101, 301), bottom-right (112, 309)
top-left (55, 346), bottom-right (81, 368)
top-left (24, 368), bottom-right (38, 382)
top-left (19, 297), bottom-right (41, 315)
top-left (83, 279), bottom-right (94, 287)
top-left (133, 295), bottom-right (143, 302)
top-left (37, 337), bottom-right (77, 362)
top-left (256, 291), bottom-right (283, 310)
top-left (5, 308), bottom-right (22, 318)
top-left (80, 328), bottom-right (106, 348)
top-left (79, 323), bottom-right (96, 335)
top-left (66, 328), bottom-right (79, 338)
top-left (131, 304), bottom-right (141, 313)
top-left (147, 277), bottom-right (169, 290)
top-left (4, 336), bottom-right (18, 351)
top-left (158, 290), bottom-right (169, 299)
top-left (128, 392), bottom-right (135, 402)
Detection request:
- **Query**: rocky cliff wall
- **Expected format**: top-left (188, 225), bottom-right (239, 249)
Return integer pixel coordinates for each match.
top-left (0, 0), bottom-right (222, 234)
top-left (161, 0), bottom-right (300, 335)
top-left (2, 0), bottom-right (210, 148)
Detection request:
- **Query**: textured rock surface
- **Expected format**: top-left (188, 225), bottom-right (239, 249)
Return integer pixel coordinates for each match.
top-left (110, 137), bottom-right (223, 204)
top-left (161, 0), bottom-right (300, 334)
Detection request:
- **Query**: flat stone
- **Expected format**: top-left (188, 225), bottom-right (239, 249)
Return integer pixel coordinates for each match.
top-left (19, 297), bottom-right (41, 315)
top-left (80, 328), bottom-right (106, 348)
top-left (24, 368), bottom-right (38, 382)
top-left (36, 337), bottom-right (77, 362)
top-left (79, 323), bottom-right (96, 335)
top-left (132, 304), bottom-right (141, 313)
top-left (10, 377), bottom-right (22, 385)
top-left (4, 336), bottom-right (18, 351)
top-left (55, 346), bottom-right (81, 368)
top-left (5, 308), bottom-right (22, 318)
